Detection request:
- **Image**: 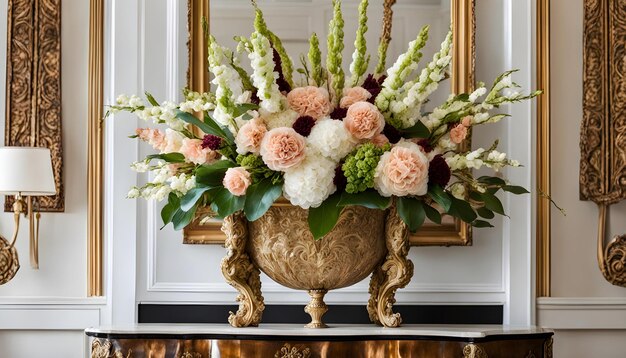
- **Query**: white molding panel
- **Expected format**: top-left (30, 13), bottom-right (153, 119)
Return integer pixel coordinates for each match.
top-left (0, 297), bottom-right (105, 330)
top-left (537, 297), bottom-right (626, 329)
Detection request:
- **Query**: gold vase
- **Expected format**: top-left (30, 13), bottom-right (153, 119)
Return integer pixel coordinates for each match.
top-left (220, 202), bottom-right (413, 329)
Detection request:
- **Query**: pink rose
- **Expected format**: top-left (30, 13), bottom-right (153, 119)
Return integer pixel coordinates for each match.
top-left (235, 118), bottom-right (268, 154)
top-left (136, 128), bottom-right (167, 151)
top-left (179, 138), bottom-right (218, 165)
top-left (374, 141), bottom-right (429, 197)
top-left (260, 127), bottom-right (306, 171)
top-left (450, 124), bottom-right (468, 144)
top-left (344, 101), bottom-right (385, 140)
top-left (371, 134), bottom-right (390, 148)
top-left (223, 167), bottom-right (252, 196)
top-left (287, 86), bottom-right (331, 120)
top-left (462, 116), bottom-right (473, 127)
top-left (340, 87), bottom-right (372, 108)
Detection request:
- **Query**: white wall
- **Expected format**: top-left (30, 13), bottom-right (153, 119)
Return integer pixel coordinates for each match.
top-left (0, 0), bottom-right (105, 357)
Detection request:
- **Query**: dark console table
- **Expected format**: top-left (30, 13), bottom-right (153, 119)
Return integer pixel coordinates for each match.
top-left (86, 324), bottom-right (553, 357)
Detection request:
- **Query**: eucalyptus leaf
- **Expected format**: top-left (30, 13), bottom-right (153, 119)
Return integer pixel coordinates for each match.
top-left (478, 176), bottom-right (507, 186)
top-left (172, 203), bottom-right (199, 231)
top-left (160, 193), bottom-right (180, 228)
top-left (477, 207), bottom-right (495, 219)
top-left (244, 179), bottom-right (283, 221)
top-left (397, 197), bottom-right (426, 233)
top-left (502, 185), bottom-right (530, 195)
top-left (308, 193), bottom-right (343, 240)
top-left (472, 219), bottom-right (495, 228)
top-left (146, 153), bottom-right (186, 163)
top-left (338, 191), bottom-right (391, 210)
top-left (423, 203), bottom-right (442, 224)
top-left (481, 192), bottom-right (506, 216)
top-left (448, 197), bottom-right (477, 223)
top-left (180, 186), bottom-right (211, 212)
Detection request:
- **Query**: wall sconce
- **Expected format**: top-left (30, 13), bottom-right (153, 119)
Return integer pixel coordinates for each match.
top-left (0, 147), bottom-right (56, 285)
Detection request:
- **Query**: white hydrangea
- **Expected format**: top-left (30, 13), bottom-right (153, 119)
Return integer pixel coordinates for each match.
top-left (283, 153), bottom-right (337, 209)
top-left (306, 119), bottom-right (356, 162)
top-left (262, 109), bottom-right (299, 129)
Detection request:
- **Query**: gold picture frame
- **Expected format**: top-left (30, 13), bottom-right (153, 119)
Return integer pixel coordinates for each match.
top-left (184, 0), bottom-right (475, 247)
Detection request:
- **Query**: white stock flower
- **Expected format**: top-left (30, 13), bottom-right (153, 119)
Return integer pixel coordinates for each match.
top-left (469, 87), bottom-right (487, 103)
top-left (163, 129), bottom-right (185, 153)
top-left (283, 153), bottom-right (337, 209)
top-left (128, 95), bottom-right (144, 108)
top-left (306, 119), bottom-right (356, 162)
top-left (116, 94), bottom-right (130, 106)
top-left (169, 173), bottom-right (194, 195)
top-left (249, 32), bottom-right (283, 113)
top-left (127, 187), bottom-right (140, 199)
top-left (130, 161), bottom-right (149, 173)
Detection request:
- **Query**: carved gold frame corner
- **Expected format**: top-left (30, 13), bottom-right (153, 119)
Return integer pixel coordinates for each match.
top-left (536, 0), bottom-right (551, 298)
top-left (184, 0), bottom-right (475, 247)
top-left (87, 0), bottom-right (104, 297)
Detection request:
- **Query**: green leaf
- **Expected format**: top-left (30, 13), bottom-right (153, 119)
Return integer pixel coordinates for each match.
top-left (448, 197), bottom-right (477, 223)
top-left (175, 110), bottom-right (235, 144)
top-left (481, 192), bottom-right (506, 216)
top-left (397, 197), bottom-right (426, 233)
top-left (502, 185), bottom-right (530, 195)
top-left (452, 93), bottom-right (470, 102)
top-left (308, 193), bottom-right (343, 240)
top-left (145, 91), bottom-right (160, 106)
top-left (146, 152), bottom-right (186, 163)
top-left (180, 186), bottom-right (211, 212)
top-left (472, 219), bottom-right (494, 228)
top-left (243, 179), bottom-right (283, 221)
top-left (195, 160), bottom-right (237, 187)
top-left (160, 193), bottom-right (180, 227)
top-left (423, 203), bottom-right (442, 224)
top-left (401, 120), bottom-right (430, 138)
top-left (477, 207), bottom-right (495, 219)
top-left (172, 203), bottom-right (199, 231)
top-left (338, 191), bottom-right (391, 210)
top-left (428, 185), bottom-right (452, 212)
top-left (232, 103), bottom-right (260, 118)
top-left (478, 176), bottom-right (507, 186)
top-left (210, 188), bottom-right (245, 219)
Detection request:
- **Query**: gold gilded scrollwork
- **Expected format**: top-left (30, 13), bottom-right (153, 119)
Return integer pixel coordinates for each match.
top-left (178, 352), bottom-right (201, 358)
top-left (5, 0), bottom-right (64, 212)
top-left (462, 344), bottom-right (488, 358)
top-left (367, 205), bottom-right (414, 327)
top-left (221, 212), bottom-right (265, 327)
top-left (544, 337), bottom-right (553, 358)
top-left (274, 343), bottom-right (311, 358)
top-left (581, 0), bottom-right (626, 287)
top-left (91, 339), bottom-right (131, 358)
top-left (0, 236), bottom-right (19, 284)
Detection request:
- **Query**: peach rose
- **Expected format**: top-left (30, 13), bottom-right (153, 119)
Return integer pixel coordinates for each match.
top-left (136, 128), bottom-right (167, 151)
top-left (260, 127), bottom-right (306, 171)
top-left (371, 134), bottom-right (390, 148)
top-left (344, 101), bottom-right (385, 140)
top-left (179, 138), bottom-right (217, 165)
top-left (462, 116), bottom-right (473, 127)
top-left (450, 124), bottom-right (468, 144)
top-left (374, 141), bottom-right (429, 197)
top-left (340, 86), bottom-right (372, 108)
top-left (223, 167), bottom-right (252, 196)
top-left (235, 118), bottom-right (268, 154)
top-left (287, 86), bottom-right (331, 120)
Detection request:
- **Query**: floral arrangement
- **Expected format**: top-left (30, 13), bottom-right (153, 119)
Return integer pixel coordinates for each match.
top-left (111, 0), bottom-right (540, 239)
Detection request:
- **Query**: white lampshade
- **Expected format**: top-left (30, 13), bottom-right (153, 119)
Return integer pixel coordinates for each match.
top-left (0, 147), bottom-right (56, 196)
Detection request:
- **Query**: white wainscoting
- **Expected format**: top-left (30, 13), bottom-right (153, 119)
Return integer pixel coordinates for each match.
top-left (537, 297), bottom-right (626, 330)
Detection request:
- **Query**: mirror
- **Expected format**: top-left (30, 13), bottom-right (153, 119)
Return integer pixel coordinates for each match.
top-left (184, 0), bottom-right (475, 246)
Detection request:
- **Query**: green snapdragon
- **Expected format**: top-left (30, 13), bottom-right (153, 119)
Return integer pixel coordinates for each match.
top-left (349, 0), bottom-right (370, 86)
top-left (327, 0), bottom-right (345, 104)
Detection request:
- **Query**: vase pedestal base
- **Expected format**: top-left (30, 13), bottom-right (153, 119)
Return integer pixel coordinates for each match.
top-left (304, 289), bottom-right (329, 328)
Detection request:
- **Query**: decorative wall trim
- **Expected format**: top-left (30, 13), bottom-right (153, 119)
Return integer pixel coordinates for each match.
top-left (536, 0), bottom-right (551, 298)
top-left (0, 297), bottom-right (105, 330)
top-left (4, 0), bottom-right (64, 212)
top-left (537, 297), bottom-right (626, 329)
top-left (87, 0), bottom-right (105, 297)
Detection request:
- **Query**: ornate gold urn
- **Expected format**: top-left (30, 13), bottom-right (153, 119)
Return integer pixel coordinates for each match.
top-left (220, 203), bottom-right (413, 328)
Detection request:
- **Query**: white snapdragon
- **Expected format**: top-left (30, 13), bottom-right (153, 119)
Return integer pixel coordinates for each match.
top-left (208, 36), bottom-right (243, 128)
top-left (248, 32), bottom-right (283, 114)
top-left (169, 173), bottom-right (196, 195)
top-left (152, 165), bottom-right (173, 184)
top-left (135, 101), bottom-right (185, 131)
top-left (446, 148), bottom-right (519, 172)
top-left (130, 161), bottom-right (149, 173)
top-left (283, 153), bottom-right (337, 209)
top-left (127, 187), bottom-right (141, 199)
top-left (469, 87), bottom-right (487, 103)
top-left (306, 119), bottom-right (356, 162)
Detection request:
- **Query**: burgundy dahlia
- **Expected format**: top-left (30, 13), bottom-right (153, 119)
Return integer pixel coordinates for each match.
top-left (417, 139), bottom-right (433, 153)
top-left (293, 116), bottom-right (316, 137)
top-left (383, 123), bottom-right (402, 144)
top-left (333, 165), bottom-right (347, 191)
top-left (362, 74), bottom-right (386, 103)
top-left (428, 154), bottom-right (451, 187)
top-left (329, 107), bottom-right (348, 120)
top-left (201, 134), bottom-right (222, 150)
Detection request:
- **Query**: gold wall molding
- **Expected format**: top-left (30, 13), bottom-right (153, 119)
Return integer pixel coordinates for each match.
top-left (87, 0), bottom-right (104, 297)
top-left (581, 0), bottom-right (626, 288)
top-left (536, 0), bottom-right (551, 297)
top-left (4, 0), bottom-right (64, 212)
top-left (183, 0), bottom-right (476, 247)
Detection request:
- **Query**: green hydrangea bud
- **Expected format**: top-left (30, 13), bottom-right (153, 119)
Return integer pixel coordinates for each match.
top-left (342, 143), bottom-right (390, 193)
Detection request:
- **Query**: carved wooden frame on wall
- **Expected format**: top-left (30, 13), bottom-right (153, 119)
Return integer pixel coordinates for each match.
top-left (183, 0), bottom-right (476, 247)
